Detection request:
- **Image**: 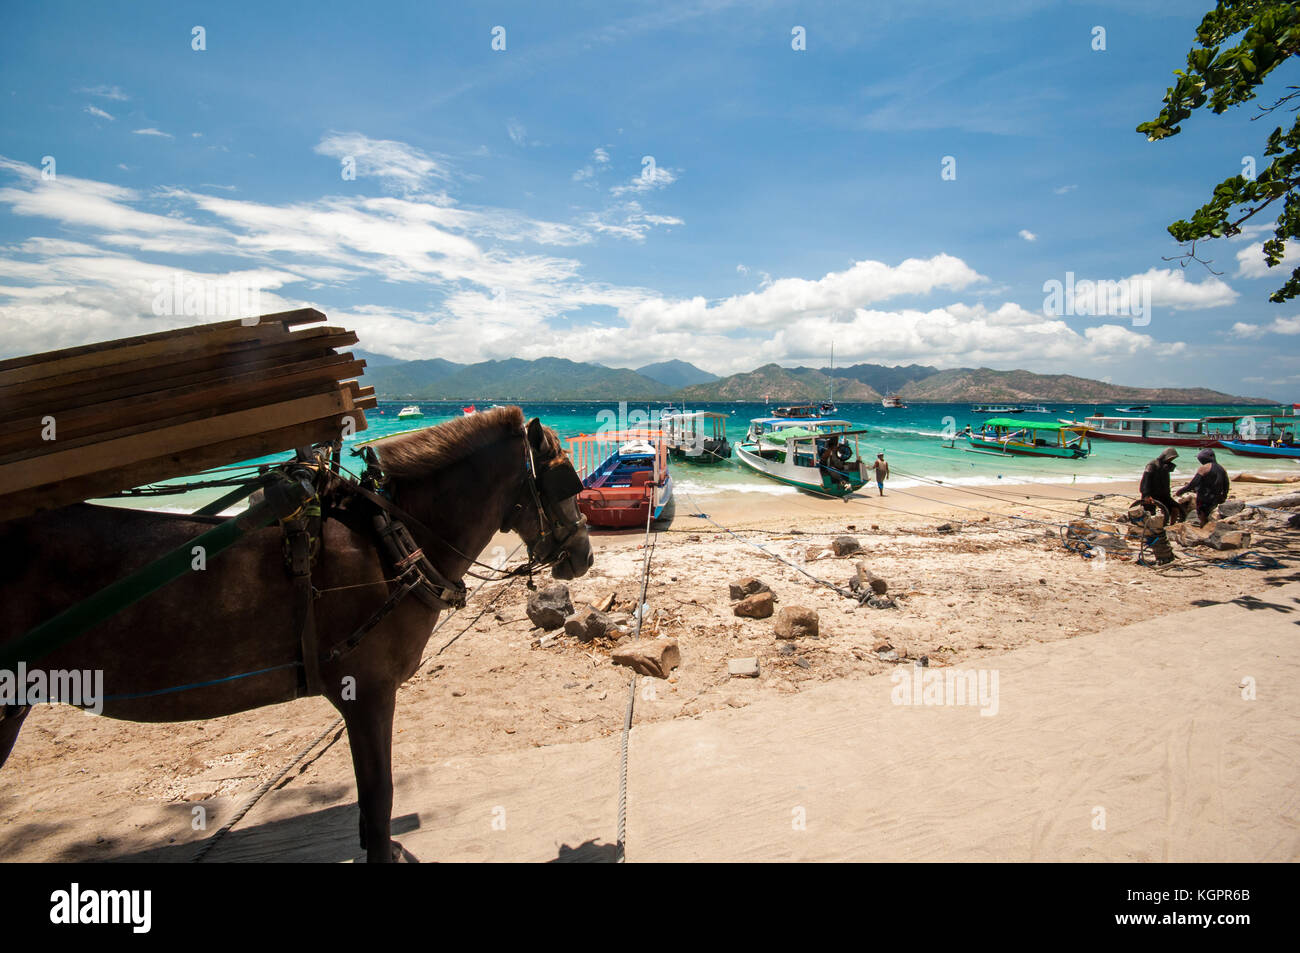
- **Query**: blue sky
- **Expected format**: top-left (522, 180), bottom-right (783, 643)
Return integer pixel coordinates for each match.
top-left (0, 0), bottom-right (1296, 397)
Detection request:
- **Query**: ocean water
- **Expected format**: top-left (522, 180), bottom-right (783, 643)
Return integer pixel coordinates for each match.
top-left (106, 400), bottom-right (1299, 513)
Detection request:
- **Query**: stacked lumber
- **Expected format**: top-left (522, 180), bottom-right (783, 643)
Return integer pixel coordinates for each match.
top-left (0, 309), bottom-right (376, 521)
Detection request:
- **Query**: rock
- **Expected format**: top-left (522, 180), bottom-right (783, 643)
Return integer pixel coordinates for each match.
top-left (876, 648), bottom-right (900, 662)
top-left (1289, 513), bottom-right (1300, 530)
top-left (727, 657), bottom-right (760, 678)
top-left (778, 643), bottom-right (796, 655)
top-left (936, 522), bottom-right (959, 534)
top-left (774, 606), bottom-right (819, 639)
top-left (1207, 529), bottom-right (1251, 551)
top-left (832, 535), bottom-right (862, 556)
top-left (1218, 500), bottom-right (1245, 518)
top-left (564, 607), bottom-right (617, 642)
top-left (866, 594), bottom-right (896, 609)
top-left (612, 638), bottom-right (681, 679)
top-left (733, 591), bottom-right (775, 619)
top-left (729, 577), bottom-right (771, 600)
top-left (849, 561), bottom-right (888, 595)
top-left (526, 583), bottom-right (573, 630)
top-left (793, 657), bottom-right (811, 669)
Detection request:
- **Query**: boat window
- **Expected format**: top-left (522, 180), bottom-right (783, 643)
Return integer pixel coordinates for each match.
top-left (1174, 422), bottom-right (1200, 434)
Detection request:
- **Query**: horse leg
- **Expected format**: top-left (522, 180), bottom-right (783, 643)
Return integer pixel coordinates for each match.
top-left (342, 689), bottom-right (407, 862)
top-left (0, 705), bottom-right (31, 770)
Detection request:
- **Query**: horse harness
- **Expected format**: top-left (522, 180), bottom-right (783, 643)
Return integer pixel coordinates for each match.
top-left (276, 435), bottom-right (585, 698)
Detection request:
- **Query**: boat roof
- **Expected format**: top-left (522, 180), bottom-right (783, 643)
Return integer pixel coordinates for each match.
top-left (759, 427), bottom-right (869, 442)
top-left (983, 417), bottom-right (1084, 430)
top-left (664, 411), bottom-right (727, 420)
top-left (751, 416), bottom-right (849, 426)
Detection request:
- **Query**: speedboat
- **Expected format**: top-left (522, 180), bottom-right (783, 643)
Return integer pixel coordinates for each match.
top-left (396, 405), bottom-right (423, 420)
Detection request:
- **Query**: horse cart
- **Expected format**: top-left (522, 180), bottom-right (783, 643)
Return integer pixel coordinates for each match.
top-left (0, 310), bottom-right (593, 862)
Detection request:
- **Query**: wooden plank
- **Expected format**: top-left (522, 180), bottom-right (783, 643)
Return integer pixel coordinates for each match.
top-left (0, 329), bottom-right (359, 419)
top-left (0, 409), bottom-right (367, 523)
top-left (0, 308), bottom-right (325, 376)
top-left (0, 392), bottom-right (353, 496)
top-left (0, 357), bottom-right (366, 458)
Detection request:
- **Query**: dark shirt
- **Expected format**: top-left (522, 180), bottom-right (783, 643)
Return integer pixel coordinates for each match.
top-left (1140, 461), bottom-right (1174, 502)
top-left (1177, 462), bottom-right (1229, 506)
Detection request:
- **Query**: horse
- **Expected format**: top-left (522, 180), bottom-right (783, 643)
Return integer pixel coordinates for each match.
top-left (0, 405), bottom-right (592, 861)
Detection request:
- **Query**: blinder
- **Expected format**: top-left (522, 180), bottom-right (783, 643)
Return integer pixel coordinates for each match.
top-left (540, 459), bottom-right (584, 502)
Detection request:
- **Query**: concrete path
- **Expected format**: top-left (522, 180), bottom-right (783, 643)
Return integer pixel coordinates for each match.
top-left (183, 583), bottom-right (1300, 862)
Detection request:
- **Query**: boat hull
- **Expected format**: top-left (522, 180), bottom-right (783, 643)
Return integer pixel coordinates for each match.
top-left (577, 476), bottom-right (673, 527)
top-left (965, 435), bottom-right (1088, 458)
top-left (1216, 440), bottom-right (1300, 459)
top-left (736, 444), bottom-right (865, 496)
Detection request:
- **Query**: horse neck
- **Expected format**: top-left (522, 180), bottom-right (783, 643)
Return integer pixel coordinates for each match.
top-left (387, 436), bottom-right (523, 581)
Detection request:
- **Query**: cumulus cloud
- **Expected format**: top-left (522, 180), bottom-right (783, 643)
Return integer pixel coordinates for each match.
top-left (1231, 316), bottom-right (1300, 339)
top-left (1018, 229), bottom-right (1036, 242)
top-left (1235, 240), bottom-right (1288, 279)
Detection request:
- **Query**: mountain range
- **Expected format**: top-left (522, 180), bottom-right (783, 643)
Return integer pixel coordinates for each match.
top-left (355, 353), bottom-right (1273, 404)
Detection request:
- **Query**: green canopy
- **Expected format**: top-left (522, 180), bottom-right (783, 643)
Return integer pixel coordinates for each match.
top-left (982, 418), bottom-right (1080, 431)
top-left (761, 427), bottom-right (822, 444)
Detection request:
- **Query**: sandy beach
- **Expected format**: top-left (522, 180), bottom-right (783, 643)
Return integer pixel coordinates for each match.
top-left (1, 472), bottom-right (1297, 862)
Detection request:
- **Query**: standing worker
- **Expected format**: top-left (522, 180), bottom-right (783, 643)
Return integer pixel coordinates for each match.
top-left (872, 452), bottom-right (889, 497)
top-left (1176, 448), bottom-right (1230, 526)
top-left (1139, 448), bottom-right (1184, 524)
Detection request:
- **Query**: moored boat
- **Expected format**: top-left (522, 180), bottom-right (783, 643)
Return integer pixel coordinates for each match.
top-left (1216, 439), bottom-right (1300, 459)
top-left (1069, 413), bottom-right (1287, 447)
top-left (737, 418), bottom-right (869, 496)
top-left (396, 405), bottom-right (423, 419)
top-left (662, 411), bottom-right (732, 462)
top-left (972, 403), bottom-right (1024, 414)
top-left (1114, 405), bottom-right (1151, 413)
top-left (881, 395), bottom-right (906, 408)
top-left (567, 430), bottom-right (672, 528)
top-left (462, 404), bottom-right (477, 416)
top-left (962, 418), bottom-right (1091, 458)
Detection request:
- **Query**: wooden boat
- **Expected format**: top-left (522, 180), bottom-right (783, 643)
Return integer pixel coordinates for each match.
top-left (771, 402), bottom-right (837, 419)
top-left (1216, 439), bottom-right (1300, 459)
top-left (397, 405), bottom-right (423, 419)
top-left (566, 430), bottom-right (672, 528)
top-left (972, 403), bottom-right (1023, 414)
top-left (737, 419), bottom-right (868, 496)
top-left (1070, 413), bottom-right (1285, 448)
top-left (963, 418), bottom-right (1091, 458)
top-left (881, 395), bottom-right (906, 408)
top-left (662, 411), bottom-right (731, 462)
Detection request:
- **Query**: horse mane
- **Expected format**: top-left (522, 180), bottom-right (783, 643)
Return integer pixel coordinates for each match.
top-left (375, 405), bottom-right (529, 479)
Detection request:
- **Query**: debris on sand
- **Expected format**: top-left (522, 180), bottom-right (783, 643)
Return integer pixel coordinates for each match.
top-left (612, 638), bottom-right (681, 679)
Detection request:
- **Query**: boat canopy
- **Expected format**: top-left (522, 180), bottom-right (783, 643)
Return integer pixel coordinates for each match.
top-left (983, 417), bottom-right (1084, 431)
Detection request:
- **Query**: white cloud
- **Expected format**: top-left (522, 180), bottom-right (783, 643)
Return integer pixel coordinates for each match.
top-left (581, 200), bottom-right (682, 242)
top-left (611, 157), bottom-right (677, 196)
top-left (1231, 316), bottom-right (1300, 339)
top-left (79, 85), bottom-right (128, 101)
top-left (1018, 229), bottom-right (1036, 242)
top-left (507, 119), bottom-right (528, 146)
top-left (1235, 240), bottom-right (1288, 279)
top-left (84, 105), bottom-right (114, 121)
top-left (313, 132), bottom-right (449, 194)
top-left (1136, 267), bottom-right (1237, 310)
top-left (736, 263), bottom-right (749, 275)
top-left (593, 147), bottom-right (610, 164)
top-left (1053, 184), bottom-right (1077, 194)
top-left (132, 127), bottom-right (172, 139)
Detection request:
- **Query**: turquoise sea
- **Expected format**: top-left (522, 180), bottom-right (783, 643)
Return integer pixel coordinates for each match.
top-left (110, 400), bottom-right (1299, 513)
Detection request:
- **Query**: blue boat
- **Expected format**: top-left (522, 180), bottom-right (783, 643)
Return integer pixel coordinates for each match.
top-left (1217, 439), bottom-right (1300, 460)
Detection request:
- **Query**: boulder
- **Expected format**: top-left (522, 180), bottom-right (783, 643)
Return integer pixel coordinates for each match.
top-left (935, 522), bottom-right (959, 534)
top-left (727, 657), bottom-right (760, 678)
top-left (831, 535), bottom-right (862, 556)
top-left (1206, 529), bottom-right (1251, 551)
top-left (733, 591), bottom-right (775, 619)
top-left (849, 561), bottom-right (888, 595)
top-left (526, 583), bottom-right (573, 630)
top-left (612, 638), bottom-right (680, 679)
top-left (1218, 500), bottom-right (1245, 518)
top-left (564, 607), bottom-right (617, 642)
top-left (728, 577), bottom-right (771, 600)
top-left (774, 606), bottom-right (819, 640)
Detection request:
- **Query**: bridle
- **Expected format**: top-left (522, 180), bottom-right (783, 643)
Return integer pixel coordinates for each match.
top-left (505, 435), bottom-right (588, 576)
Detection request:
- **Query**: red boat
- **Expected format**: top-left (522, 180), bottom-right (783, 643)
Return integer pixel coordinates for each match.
top-left (566, 431), bottom-right (672, 528)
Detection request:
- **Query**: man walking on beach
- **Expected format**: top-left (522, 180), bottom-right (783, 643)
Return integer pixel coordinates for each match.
top-left (872, 452), bottom-right (889, 496)
top-left (1140, 447), bottom-right (1184, 524)
top-left (1176, 448), bottom-right (1230, 526)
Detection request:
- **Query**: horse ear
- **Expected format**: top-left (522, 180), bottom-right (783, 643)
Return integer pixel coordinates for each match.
top-left (526, 417), bottom-right (545, 449)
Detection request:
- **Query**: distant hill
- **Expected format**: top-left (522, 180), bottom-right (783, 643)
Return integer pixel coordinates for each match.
top-left (824, 362), bottom-right (939, 396)
top-left (898, 368), bottom-right (1272, 404)
top-left (676, 363), bottom-right (880, 402)
top-left (635, 359), bottom-right (718, 389)
top-left (353, 348), bottom-right (419, 369)
top-left (364, 356), bottom-right (670, 400)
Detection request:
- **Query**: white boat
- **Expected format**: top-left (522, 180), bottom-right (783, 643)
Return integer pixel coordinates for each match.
top-left (661, 411), bottom-right (732, 462)
top-left (737, 418), bottom-right (869, 496)
top-left (881, 395), bottom-right (906, 408)
top-left (396, 405), bottom-right (423, 419)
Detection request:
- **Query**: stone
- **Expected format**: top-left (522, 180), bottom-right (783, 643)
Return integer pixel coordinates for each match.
top-left (849, 561), bottom-right (888, 595)
top-left (832, 535), bottom-right (862, 556)
top-left (564, 607), bottom-right (616, 642)
top-left (1217, 500), bottom-right (1245, 518)
top-left (793, 657), bottom-right (811, 669)
top-left (773, 606), bottom-right (819, 640)
top-left (1207, 529), bottom-right (1250, 551)
top-left (612, 638), bottom-right (680, 679)
top-left (778, 643), bottom-right (796, 656)
top-left (526, 583), bottom-right (573, 630)
top-left (733, 591), bottom-right (775, 619)
top-left (936, 522), bottom-right (959, 534)
top-left (1289, 513), bottom-right (1300, 530)
top-left (729, 577), bottom-right (771, 600)
top-left (727, 657), bottom-right (760, 678)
